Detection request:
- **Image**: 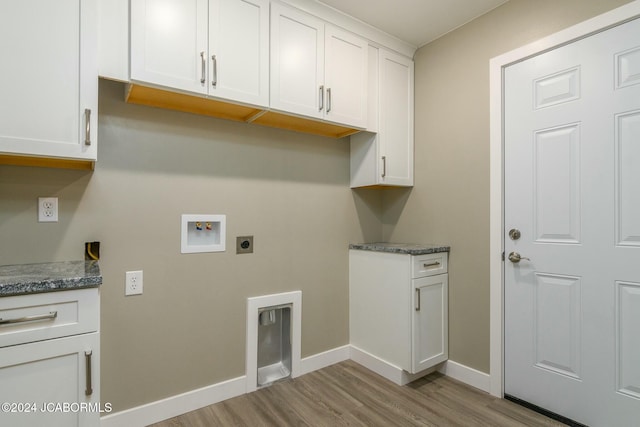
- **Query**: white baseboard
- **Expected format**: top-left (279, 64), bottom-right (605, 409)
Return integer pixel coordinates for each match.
top-left (100, 375), bottom-right (246, 427)
top-left (101, 345), bottom-right (350, 427)
top-left (349, 345), bottom-right (439, 386)
top-left (300, 344), bottom-right (350, 375)
top-left (100, 346), bottom-right (489, 426)
top-left (438, 359), bottom-right (491, 393)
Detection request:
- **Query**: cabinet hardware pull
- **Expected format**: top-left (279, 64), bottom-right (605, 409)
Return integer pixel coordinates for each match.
top-left (211, 55), bottom-right (217, 87)
top-left (423, 261), bottom-right (440, 268)
top-left (200, 51), bottom-right (206, 84)
top-left (319, 85), bottom-right (324, 111)
top-left (85, 109), bottom-right (91, 146)
top-left (0, 311), bottom-right (57, 325)
top-left (381, 156), bottom-right (386, 178)
top-left (85, 351), bottom-right (93, 396)
top-left (326, 88), bottom-right (332, 113)
top-left (415, 289), bottom-right (421, 311)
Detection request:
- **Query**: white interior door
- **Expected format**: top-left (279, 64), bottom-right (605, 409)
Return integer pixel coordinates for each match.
top-left (504, 17), bottom-right (640, 426)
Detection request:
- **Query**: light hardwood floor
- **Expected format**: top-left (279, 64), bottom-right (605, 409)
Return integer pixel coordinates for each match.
top-left (149, 360), bottom-right (564, 426)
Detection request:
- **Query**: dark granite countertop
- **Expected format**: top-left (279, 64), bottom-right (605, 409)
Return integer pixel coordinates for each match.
top-left (0, 261), bottom-right (102, 297)
top-left (349, 242), bottom-right (450, 255)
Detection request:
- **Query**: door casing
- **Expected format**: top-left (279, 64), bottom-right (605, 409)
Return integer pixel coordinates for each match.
top-left (489, 0), bottom-right (640, 398)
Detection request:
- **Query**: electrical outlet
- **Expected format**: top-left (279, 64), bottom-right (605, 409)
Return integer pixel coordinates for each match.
top-left (38, 197), bottom-right (58, 222)
top-left (236, 236), bottom-right (254, 254)
top-left (125, 270), bottom-right (143, 296)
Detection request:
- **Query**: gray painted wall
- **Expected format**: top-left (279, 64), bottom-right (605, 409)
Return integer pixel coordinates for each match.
top-left (0, 79), bottom-right (381, 411)
top-left (0, 0), bottom-right (632, 413)
top-left (386, 0), bottom-right (632, 373)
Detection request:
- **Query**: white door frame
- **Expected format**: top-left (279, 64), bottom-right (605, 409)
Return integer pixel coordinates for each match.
top-left (489, 0), bottom-right (640, 398)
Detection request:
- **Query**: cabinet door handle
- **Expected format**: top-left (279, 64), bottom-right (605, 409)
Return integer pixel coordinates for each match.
top-left (319, 85), bottom-right (324, 111)
top-left (0, 311), bottom-right (57, 325)
top-left (200, 51), bottom-right (206, 84)
top-left (381, 156), bottom-right (386, 178)
top-left (85, 350), bottom-right (93, 396)
top-left (211, 54), bottom-right (217, 87)
top-left (326, 88), bottom-right (332, 113)
top-left (423, 261), bottom-right (441, 268)
top-left (84, 109), bottom-right (91, 146)
top-left (415, 288), bottom-right (421, 311)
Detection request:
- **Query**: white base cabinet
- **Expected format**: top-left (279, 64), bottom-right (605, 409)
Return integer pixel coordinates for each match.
top-left (0, 289), bottom-right (100, 427)
top-left (349, 250), bottom-right (448, 376)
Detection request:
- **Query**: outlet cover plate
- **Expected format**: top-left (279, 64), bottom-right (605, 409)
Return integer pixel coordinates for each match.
top-left (38, 197), bottom-right (58, 222)
top-left (125, 270), bottom-right (143, 296)
top-left (236, 236), bottom-right (254, 254)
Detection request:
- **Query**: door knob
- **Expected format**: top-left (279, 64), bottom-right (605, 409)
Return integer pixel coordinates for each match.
top-left (508, 252), bottom-right (530, 263)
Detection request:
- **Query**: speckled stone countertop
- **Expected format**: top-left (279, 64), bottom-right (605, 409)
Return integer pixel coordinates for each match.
top-left (349, 242), bottom-right (450, 255)
top-left (0, 261), bottom-right (102, 297)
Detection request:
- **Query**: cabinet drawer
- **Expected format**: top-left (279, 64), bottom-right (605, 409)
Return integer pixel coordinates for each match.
top-left (0, 288), bottom-right (99, 348)
top-left (412, 253), bottom-right (448, 278)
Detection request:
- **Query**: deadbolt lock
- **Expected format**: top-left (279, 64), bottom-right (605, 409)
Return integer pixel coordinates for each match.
top-left (509, 228), bottom-right (521, 240)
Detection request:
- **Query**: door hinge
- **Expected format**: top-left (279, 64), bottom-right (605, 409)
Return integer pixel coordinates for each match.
top-left (502, 251), bottom-right (505, 261)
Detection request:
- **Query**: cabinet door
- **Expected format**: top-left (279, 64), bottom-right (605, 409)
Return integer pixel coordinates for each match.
top-left (0, 0), bottom-right (97, 161)
top-left (379, 49), bottom-right (414, 186)
top-left (270, 3), bottom-right (324, 119)
top-left (209, 0), bottom-right (268, 107)
top-left (412, 274), bottom-right (448, 373)
top-left (131, 0), bottom-right (208, 94)
top-left (324, 26), bottom-right (368, 128)
top-left (0, 333), bottom-right (100, 427)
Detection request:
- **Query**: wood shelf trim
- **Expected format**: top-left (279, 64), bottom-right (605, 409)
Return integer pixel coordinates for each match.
top-left (125, 84), bottom-right (361, 139)
top-left (0, 155), bottom-right (95, 170)
top-left (126, 84), bottom-right (263, 122)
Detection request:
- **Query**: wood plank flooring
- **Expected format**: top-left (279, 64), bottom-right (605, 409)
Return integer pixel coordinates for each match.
top-left (149, 360), bottom-right (564, 427)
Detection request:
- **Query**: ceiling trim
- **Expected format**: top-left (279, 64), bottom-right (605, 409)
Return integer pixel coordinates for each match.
top-left (277, 0), bottom-right (417, 58)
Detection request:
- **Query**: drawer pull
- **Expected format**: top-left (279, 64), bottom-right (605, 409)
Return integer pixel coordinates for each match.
top-left (423, 261), bottom-right (441, 268)
top-left (415, 288), bottom-right (421, 311)
top-left (0, 311), bottom-right (57, 325)
top-left (85, 351), bottom-right (93, 396)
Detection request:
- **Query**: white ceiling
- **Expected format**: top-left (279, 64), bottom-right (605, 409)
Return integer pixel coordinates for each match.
top-left (318, 0), bottom-right (509, 47)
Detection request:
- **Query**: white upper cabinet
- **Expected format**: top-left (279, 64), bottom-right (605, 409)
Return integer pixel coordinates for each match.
top-left (209, 0), bottom-right (269, 106)
top-left (130, 0), bottom-right (268, 107)
top-left (0, 0), bottom-right (98, 164)
top-left (351, 46), bottom-right (414, 187)
top-left (131, 0), bottom-right (208, 94)
top-left (379, 49), bottom-right (414, 185)
top-left (270, 3), bottom-right (324, 120)
top-left (270, 2), bottom-right (368, 129)
top-left (324, 26), bottom-right (369, 128)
